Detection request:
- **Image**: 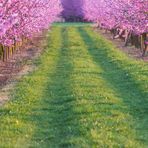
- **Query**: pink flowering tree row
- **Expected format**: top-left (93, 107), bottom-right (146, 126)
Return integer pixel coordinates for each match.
top-left (82, 0), bottom-right (148, 55)
top-left (83, 0), bottom-right (148, 35)
top-left (0, 0), bottom-right (62, 46)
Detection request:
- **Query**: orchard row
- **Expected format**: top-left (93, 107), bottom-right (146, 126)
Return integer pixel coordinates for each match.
top-left (0, 0), bottom-right (147, 60)
top-left (82, 0), bottom-right (148, 55)
top-left (62, 0), bottom-right (147, 55)
top-left (83, 0), bottom-right (147, 35)
top-left (0, 0), bottom-right (62, 60)
top-left (0, 0), bottom-right (62, 46)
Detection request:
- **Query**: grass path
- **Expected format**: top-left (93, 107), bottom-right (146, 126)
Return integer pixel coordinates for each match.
top-left (0, 24), bottom-right (148, 147)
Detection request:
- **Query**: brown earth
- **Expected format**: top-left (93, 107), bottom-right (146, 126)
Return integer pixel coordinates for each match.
top-left (0, 33), bottom-right (48, 106)
top-left (95, 29), bottom-right (148, 62)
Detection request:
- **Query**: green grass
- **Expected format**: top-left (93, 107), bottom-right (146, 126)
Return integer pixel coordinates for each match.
top-left (53, 22), bottom-right (92, 27)
top-left (0, 24), bottom-right (148, 147)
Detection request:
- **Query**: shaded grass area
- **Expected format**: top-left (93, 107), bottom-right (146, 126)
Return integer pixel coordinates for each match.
top-left (30, 27), bottom-right (83, 147)
top-left (0, 24), bottom-right (148, 147)
top-left (78, 27), bottom-right (148, 146)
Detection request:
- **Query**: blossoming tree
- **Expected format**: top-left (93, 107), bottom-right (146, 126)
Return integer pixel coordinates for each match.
top-left (83, 0), bottom-right (148, 55)
top-left (0, 0), bottom-right (62, 60)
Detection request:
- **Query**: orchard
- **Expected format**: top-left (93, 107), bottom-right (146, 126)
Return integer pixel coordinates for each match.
top-left (0, 0), bottom-right (148, 147)
top-left (83, 0), bottom-right (148, 55)
top-left (0, 0), bottom-right (148, 60)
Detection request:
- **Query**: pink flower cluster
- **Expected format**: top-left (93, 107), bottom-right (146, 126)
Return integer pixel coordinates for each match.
top-left (0, 0), bottom-right (62, 46)
top-left (83, 0), bottom-right (148, 34)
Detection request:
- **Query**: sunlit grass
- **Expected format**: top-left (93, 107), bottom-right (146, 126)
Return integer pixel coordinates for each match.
top-left (0, 24), bottom-right (148, 147)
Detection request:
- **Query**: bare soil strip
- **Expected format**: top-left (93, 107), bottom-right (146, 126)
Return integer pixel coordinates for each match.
top-left (0, 34), bottom-right (47, 106)
top-left (95, 29), bottom-right (148, 62)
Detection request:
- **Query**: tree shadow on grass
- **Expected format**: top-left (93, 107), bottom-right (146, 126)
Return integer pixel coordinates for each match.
top-left (78, 27), bottom-right (148, 145)
top-left (30, 27), bottom-right (83, 147)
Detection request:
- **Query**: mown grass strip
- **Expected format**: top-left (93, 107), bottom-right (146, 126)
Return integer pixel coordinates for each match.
top-left (78, 27), bottom-right (148, 147)
top-left (29, 27), bottom-right (83, 148)
top-left (0, 24), bottom-right (147, 148)
top-left (65, 27), bottom-right (143, 147)
top-left (0, 27), bottom-right (62, 147)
